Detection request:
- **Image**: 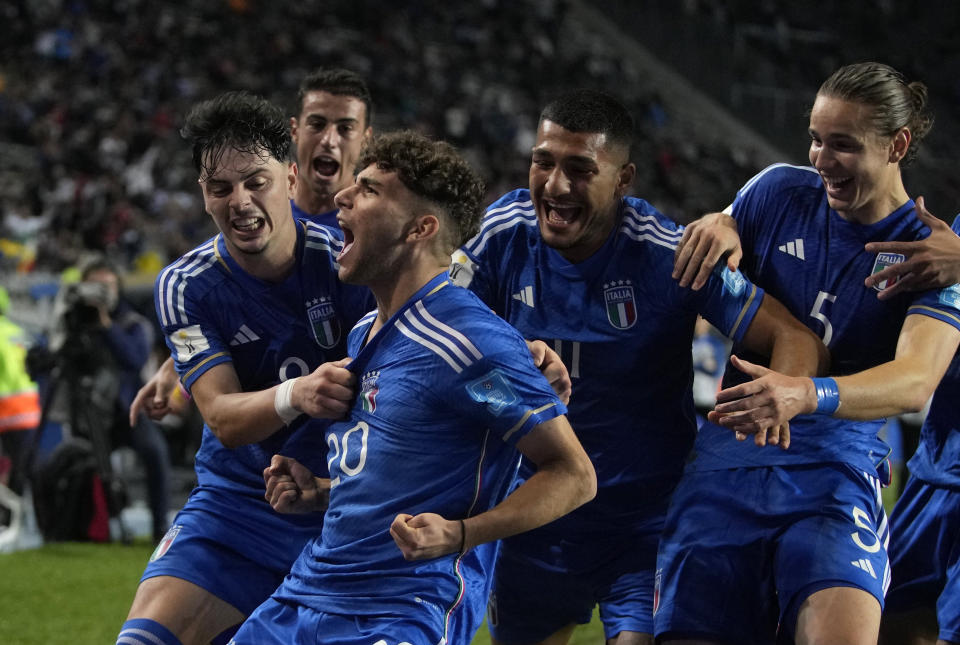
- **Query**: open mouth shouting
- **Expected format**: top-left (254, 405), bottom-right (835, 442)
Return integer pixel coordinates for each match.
top-left (232, 214), bottom-right (266, 237)
top-left (313, 154), bottom-right (341, 179)
top-left (543, 200), bottom-right (581, 229)
top-left (337, 224), bottom-right (355, 263)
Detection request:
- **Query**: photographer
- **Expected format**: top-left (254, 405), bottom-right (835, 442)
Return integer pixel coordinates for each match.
top-left (47, 254), bottom-right (172, 542)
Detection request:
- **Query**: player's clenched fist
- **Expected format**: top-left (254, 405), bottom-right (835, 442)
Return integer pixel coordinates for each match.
top-left (263, 454), bottom-right (329, 514)
top-left (390, 513), bottom-right (465, 561)
top-left (290, 357), bottom-right (356, 418)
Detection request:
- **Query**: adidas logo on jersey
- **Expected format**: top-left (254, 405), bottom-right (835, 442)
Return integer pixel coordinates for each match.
top-left (778, 239), bottom-right (805, 260)
top-left (229, 325), bottom-right (261, 346)
top-left (851, 558), bottom-right (877, 579)
top-left (512, 286), bottom-right (534, 307)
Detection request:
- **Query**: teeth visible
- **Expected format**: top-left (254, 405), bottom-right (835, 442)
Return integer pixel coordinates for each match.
top-left (824, 176), bottom-right (852, 188)
top-left (234, 217), bottom-right (263, 231)
top-left (547, 203), bottom-right (578, 222)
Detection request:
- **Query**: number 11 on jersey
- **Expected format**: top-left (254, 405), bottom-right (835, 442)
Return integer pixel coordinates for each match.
top-left (553, 339), bottom-right (581, 379)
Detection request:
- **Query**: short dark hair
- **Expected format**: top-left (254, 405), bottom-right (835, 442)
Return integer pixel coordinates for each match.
top-left (539, 89), bottom-right (634, 155)
top-left (296, 68), bottom-right (373, 127)
top-left (78, 252), bottom-right (118, 280)
top-left (357, 131), bottom-right (485, 251)
top-left (818, 62), bottom-right (933, 166)
top-left (181, 91), bottom-right (291, 182)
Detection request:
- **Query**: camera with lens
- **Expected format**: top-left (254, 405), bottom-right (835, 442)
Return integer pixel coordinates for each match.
top-left (61, 281), bottom-right (111, 331)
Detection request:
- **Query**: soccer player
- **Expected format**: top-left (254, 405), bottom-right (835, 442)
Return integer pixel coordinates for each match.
top-left (450, 89), bottom-right (828, 645)
top-left (289, 68), bottom-right (373, 226)
top-left (232, 130), bottom-right (597, 645)
top-left (129, 68), bottom-right (373, 422)
top-left (660, 62), bottom-right (960, 644)
top-left (874, 213), bottom-right (960, 645)
top-left (116, 91), bottom-right (374, 645)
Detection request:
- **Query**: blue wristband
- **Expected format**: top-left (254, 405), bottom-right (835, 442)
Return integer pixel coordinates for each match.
top-left (811, 377), bottom-right (840, 414)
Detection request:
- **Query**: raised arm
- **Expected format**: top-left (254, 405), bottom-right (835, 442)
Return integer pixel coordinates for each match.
top-left (389, 414), bottom-right (596, 560)
top-left (190, 358), bottom-right (356, 449)
top-left (712, 314), bottom-right (960, 432)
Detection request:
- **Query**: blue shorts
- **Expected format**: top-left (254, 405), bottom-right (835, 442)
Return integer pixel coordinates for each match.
top-left (488, 507), bottom-right (665, 643)
top-left (141, 486), bottom-right (323, 615)
top-left (655, 463), bottom-right (889, 644)
top-left (231, 597), bottom-right (443, 645)
top-left (886, 475), bottom-right (960, 642)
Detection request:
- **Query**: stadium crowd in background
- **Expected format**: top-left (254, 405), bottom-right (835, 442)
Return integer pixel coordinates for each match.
top-left (2, 3), bottom-right (960, 645)
top-left (0, 0), bottom-right (769, 280)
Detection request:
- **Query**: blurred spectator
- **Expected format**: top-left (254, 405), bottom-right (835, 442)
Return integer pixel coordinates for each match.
top-left (690, 315), bottom-right (730, 424)
top-left (0, 285), bottom-right (41, 509)
top-left (41, 253), bottom-right (172, 541)
top-left (0, 0), bottom-right (770, 279)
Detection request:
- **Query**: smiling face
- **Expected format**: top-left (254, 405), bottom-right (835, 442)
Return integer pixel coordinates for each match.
top-left (291, 90), bottom-right (371, 215)
top-left (529, 119), bottom-right (634, 263)
top-left (199, 146), bottom-right (296, 262)
top-left (333, 164), bottom-right (420, 287)
top-left (808, 94), bottom-right (907, 223)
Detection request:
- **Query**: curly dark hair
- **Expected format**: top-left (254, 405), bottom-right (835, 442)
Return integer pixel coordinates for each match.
top-left (357, 131), bottom-right (485, 251)
top-left (181, 91), bottom-right (291, 181)
top-left (296, 68), bottom-right (373, 127)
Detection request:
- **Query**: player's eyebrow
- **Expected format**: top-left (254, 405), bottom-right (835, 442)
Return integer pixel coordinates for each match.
top-left (202, 167), bottom-right (269, 185)
top-left (358, 175), bottom-right (383, 190)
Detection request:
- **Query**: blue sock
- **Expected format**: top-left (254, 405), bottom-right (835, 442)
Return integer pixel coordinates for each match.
top-left (116, 618), bottom-right (183, 645)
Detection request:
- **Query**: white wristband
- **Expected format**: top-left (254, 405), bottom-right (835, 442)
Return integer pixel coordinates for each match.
top-left (274, 377), bottom-right (301, 425)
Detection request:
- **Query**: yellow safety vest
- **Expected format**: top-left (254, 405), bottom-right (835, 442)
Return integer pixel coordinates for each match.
top-left (0, 316), bottom-right (41, 432)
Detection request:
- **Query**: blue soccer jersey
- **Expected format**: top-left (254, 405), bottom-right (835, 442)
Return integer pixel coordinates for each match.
top-left (452, 189), bottom-right (764, 525)
top-left (155, 218), bottom-right (373, 497)
top-left (904, 215), bottom-right (960, 487)
top-left (291, 200), bottom-right (339, 229)
top-left (272, 273), bottom-right (567, 642)
top-left (690, 165), bottom-right (960, 475)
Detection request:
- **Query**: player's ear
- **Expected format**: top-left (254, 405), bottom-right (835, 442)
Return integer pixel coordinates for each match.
top-left (407, 213), bottom-right (440, 243)
top-left (290, 116), bottom-right (300, 142)
top-left (616, 162), bottom-right (636, 197)
top-left (889, 126), bottom-right (911, 164)
top-left (287, 162), bottom-right (298, 197)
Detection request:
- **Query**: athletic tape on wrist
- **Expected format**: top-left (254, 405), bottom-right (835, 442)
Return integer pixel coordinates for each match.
top-left (274, 377), bottom-right (301, 425)
top-left (811, 377), bottom-right (840, 415)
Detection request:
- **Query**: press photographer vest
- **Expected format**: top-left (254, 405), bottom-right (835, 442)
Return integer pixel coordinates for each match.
top-left (0, 316), bottom-right (41, 432)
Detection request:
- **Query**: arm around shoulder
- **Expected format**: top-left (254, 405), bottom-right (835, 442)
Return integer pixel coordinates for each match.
top-left (673, 211), bottom-right (743, 290)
